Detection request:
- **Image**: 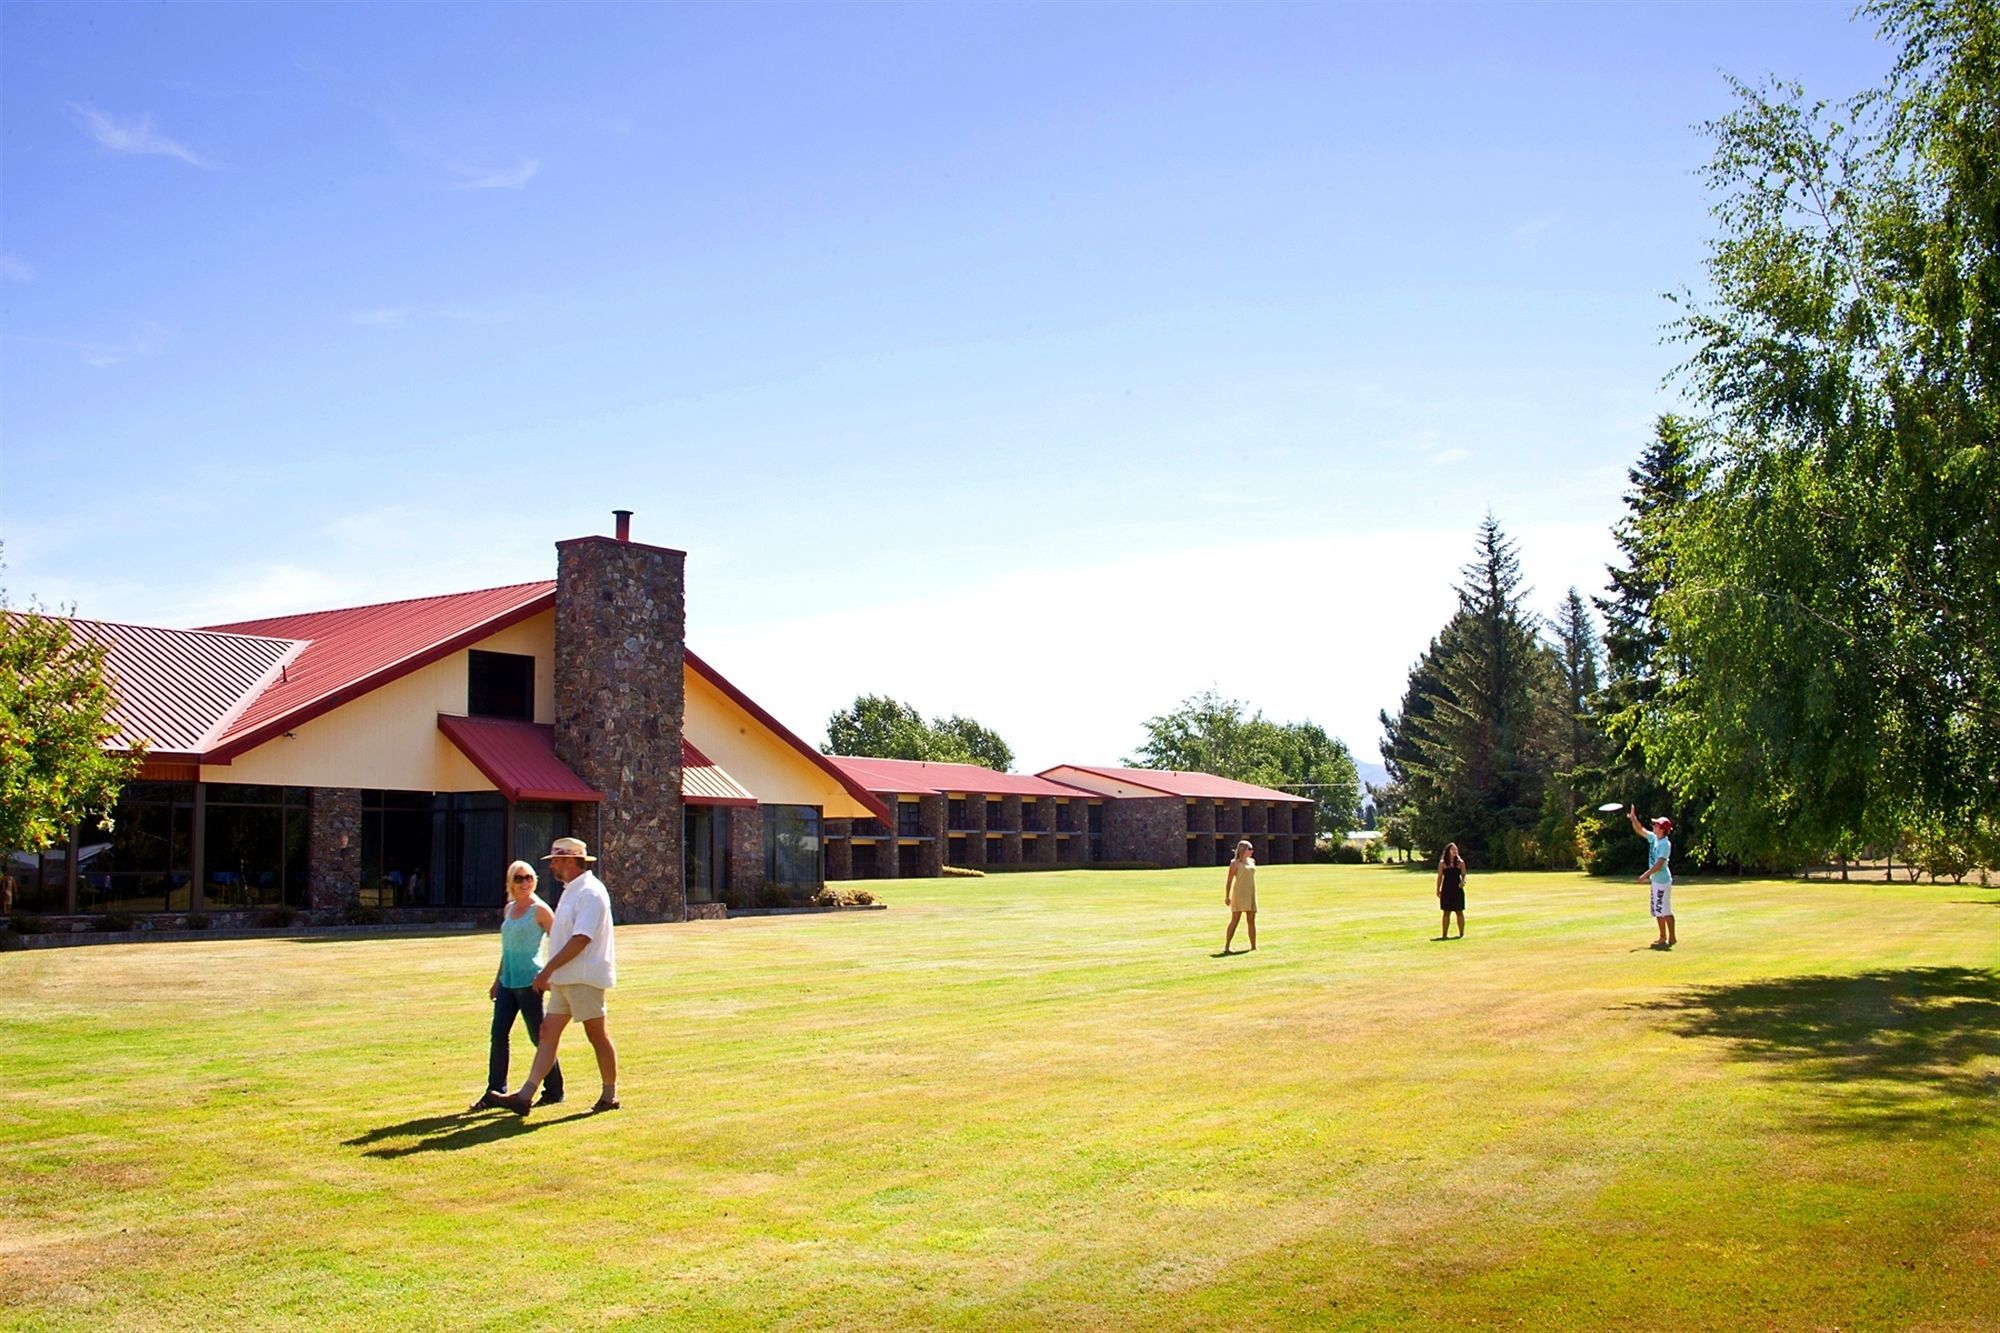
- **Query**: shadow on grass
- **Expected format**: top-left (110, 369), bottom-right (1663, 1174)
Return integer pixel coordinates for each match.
top-left (344, 1107), bottom-right (596, 1158)
top-left (1645, 967), bottom-right (2000, 1133)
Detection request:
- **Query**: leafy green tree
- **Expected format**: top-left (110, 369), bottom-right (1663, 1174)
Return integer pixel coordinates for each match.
top-left (822, 694), bottom-right (1014, 771)
top-left (1, 605), bottom-right (144, 866)
top-left (1130, 690), bottom-right (1360, 838)
top-left (1379, 516), bottom-right (1566, 866)
top-left (1655, 0), bottom-right (2000, 862)
top-left (932, 715), bottom-right (1013, 773)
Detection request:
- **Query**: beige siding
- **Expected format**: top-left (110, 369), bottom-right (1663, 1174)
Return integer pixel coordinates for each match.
top-left (201, 611), bottom-right (556, 792)
top-left (684, 668), bottom-right (876, 819)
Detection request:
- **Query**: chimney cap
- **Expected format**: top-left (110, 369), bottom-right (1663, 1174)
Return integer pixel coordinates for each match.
top-left (613, 509), bottom-right (633, 541)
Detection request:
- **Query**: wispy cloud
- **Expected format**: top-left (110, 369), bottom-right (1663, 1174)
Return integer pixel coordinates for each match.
top-left (0, 253), bottom-right (35, 283)
top-left (1433, 447), bottom-right (1470, 466)
top-left (445, 157), bottom-right (542, 190)
top-left (67, 103), bottom-right (218, 169)
top-left (8, 321), bottom-right (175, 368)
top-left (1509, 212), bottom-right (1562, 245)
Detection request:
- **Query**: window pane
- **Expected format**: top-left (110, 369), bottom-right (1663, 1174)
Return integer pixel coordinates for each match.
top-left (468, 650), bottom-right (535, 721)
top-left (205, 805), bottom-right (284, 908)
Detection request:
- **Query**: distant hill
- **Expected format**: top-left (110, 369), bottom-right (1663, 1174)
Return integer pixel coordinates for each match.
top-left (1356, 759), bottom-right (1390, 792)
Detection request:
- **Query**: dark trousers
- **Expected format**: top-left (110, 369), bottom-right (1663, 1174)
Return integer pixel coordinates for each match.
top-left (489, 985), bottom-right (563, 1099)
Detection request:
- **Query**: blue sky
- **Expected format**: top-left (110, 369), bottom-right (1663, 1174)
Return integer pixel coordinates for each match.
top-left (1, 2), bottom-right (1891, 773)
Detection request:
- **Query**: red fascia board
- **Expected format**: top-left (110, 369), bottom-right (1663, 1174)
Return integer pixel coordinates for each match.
top-left (684, 648), bottom-right (894, 825)
top-left (204, 592), bottom-right (556, 762)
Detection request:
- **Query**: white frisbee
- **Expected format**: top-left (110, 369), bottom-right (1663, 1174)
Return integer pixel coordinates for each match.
top-left (1595, 802), bottom-right (1625, 813)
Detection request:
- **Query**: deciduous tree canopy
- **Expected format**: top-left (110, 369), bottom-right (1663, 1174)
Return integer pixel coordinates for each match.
top-left (1655, 0), bottom-right (2000, 865)
top-left (822, 694), bottom-right (1014, 772)
top-left (1130, 690), bottom-right (1360, 839)
top-left (1, 604), bottom-right (143, 860)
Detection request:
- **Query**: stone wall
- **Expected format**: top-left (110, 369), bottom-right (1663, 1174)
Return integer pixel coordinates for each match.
top-left (1102, 796), bottom-right (1184, 866)
top-left (307, 787), bottom-right (362, 911)
top-left (555, 533), bottom-right (686, 923)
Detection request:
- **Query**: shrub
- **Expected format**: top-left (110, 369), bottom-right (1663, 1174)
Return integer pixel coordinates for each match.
top-left (97, 912), bottom-right (136, 933)
top-left (753, 884), bottom-right (793, 910)
top-left (849, 888), bottom-right (876, 905)
top-left (341, 902), bottom-right (386, 926)
top-left (810, 886), bottom-right (849, 908)
top-left (1331, 844), bottom-right (1364, 865)
top-left (1361, 839), bottom-right (1385, 864)
top-left (183, 911), bottom-right (212, 930)
top-left (257, 905), bottom-right (299, 929)
top-left (939, 865), bottom-right (985, 878)
top-left (7, 913), bottom-right (48, 935)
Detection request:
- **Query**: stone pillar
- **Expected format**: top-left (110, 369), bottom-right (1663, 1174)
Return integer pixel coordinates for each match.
top-left (1103, 796), bottom-right (1183, 866)
top-left (919, 795), bottom-right (946, 876)
top-left (308, 787), bottom-right (362, 912)
top-left (729, 806), bottom-right (763, 902)
top-left (824, 823), bottom-right (852, 881)
top-left (555, 531), bottom-right (686, 923)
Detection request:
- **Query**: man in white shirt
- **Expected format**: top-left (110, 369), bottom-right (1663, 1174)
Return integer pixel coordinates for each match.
top-left (487, 837), bottom-right (620, 1114)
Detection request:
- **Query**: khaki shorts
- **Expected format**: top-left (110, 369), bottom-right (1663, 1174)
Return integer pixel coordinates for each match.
top-left (547, 983), bottom-right (608, 1022)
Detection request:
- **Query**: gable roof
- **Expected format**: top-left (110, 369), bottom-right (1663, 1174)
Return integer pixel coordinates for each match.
top-left (825, 754), bottom-right (1096, 800)
top-left (17, 614), bottom-right (305, 760)
top-left (683, 649), bottom-right (893, 823)
top-left (201, 581), bottom-right (557, 760)
top-left (1038, 763), bottom-right (1312, 803)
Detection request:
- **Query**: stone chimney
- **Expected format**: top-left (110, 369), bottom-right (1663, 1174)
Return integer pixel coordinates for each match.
top-left (554, 512), bottom-right (686, 921)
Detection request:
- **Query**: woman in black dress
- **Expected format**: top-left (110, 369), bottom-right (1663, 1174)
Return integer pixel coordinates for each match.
top-left (1435, 842), bottom-right (1467, 939)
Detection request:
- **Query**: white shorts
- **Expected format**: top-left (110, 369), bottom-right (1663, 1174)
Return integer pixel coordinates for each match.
top-left (1650, 882), bottom-right (1674, 918)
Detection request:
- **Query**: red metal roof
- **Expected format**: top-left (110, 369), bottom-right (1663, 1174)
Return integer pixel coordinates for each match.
top-left (826, 754), bottom-right (1097, 799)
top-left (11, 614), bottom-right (305, 759)
top-left (203, 581), bottom-right (556, 760)
top-left (436, 715), bottom-right (602, 803)
top-left (683, 650), bottom-right (894, 824)
top-left (1038, 764), bottom-right (1312, 803)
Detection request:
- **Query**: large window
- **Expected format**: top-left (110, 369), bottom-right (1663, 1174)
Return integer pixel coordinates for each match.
top-left (362, 791), bottom-right (564, 909)
top-left (77, 781), bottom-right (197, 912)
top-left (203, 784), bottom-right (308, 909)
top-left (361, 791), bottom-right (433, 908)
top-left (763, 805), bottom-right (822, 888)
top-left (468, 650), bottom-right (535, 721)
top-left (3, 843), bottom-right (71, 913)
top-left (685, 806), bottom-right (719, 904)
top-left (897, 802), bottom-right (923, 837)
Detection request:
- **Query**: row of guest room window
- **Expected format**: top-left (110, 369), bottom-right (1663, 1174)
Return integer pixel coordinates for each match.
top-left (845, 799), bottom-right (1104, 838)
top-left (6, 780), bottom-right (827, 914)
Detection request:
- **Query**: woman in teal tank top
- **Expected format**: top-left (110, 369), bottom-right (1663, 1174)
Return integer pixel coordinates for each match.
top-left (482, 861), bottom-right (563, 1107)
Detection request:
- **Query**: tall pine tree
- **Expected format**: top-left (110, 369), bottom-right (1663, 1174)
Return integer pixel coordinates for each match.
top-left (1583, 416), bottom-right (1702, 873)
top-left (1380, 515), bottom-right (1566, 866)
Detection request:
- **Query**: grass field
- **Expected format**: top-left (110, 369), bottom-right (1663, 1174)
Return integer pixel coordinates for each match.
top-left (4, 865), bottom-right (1997, 1330)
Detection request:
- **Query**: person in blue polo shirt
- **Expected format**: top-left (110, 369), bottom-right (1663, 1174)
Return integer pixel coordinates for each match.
top-left (1625, 806), bottom-right (1676, 950)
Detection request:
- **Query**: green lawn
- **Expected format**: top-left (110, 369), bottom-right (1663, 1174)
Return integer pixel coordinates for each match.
top-left (4, 866), bottom-right (1997, 1330)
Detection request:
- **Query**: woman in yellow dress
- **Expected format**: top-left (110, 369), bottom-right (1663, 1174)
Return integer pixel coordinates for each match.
top-left (1224, 839), bottom-right (1258, 953)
